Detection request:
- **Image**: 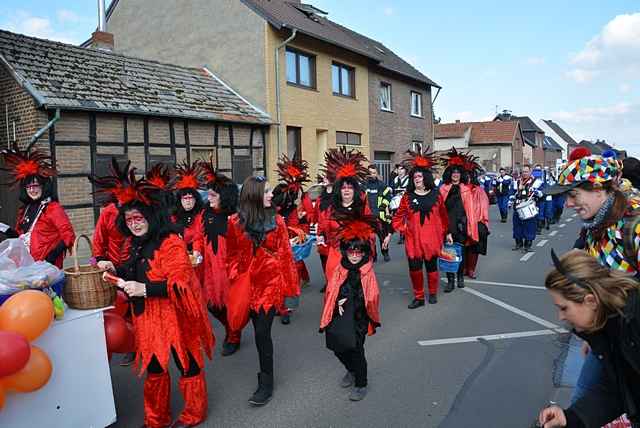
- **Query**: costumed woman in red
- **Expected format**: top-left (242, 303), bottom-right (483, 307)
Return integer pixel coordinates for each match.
top-left (317, 147), bottom-right (376, 283)
top-left (0, 144), bottom-right (75, 268)
top-left (171, 161), bottom-right (205, 283)
top-left (272, 155), bottom-right (311, 324)
top-left (98, 169), bottom-right (213, 428)
top-left (391, 147), bottom-right (450, 308)
top-left (320, 210), bottom-right (381, 402)
top-left (198, 159), bottom-right (242, 357)
top-left (90, 158), bottom-right (136, 366)
top-left (463, 156), bottom-right (490, 279)
top-left (225, 176), bottom-right (299, 406)
top-left (315, 172), bottom-right (334, 293)
top-left (439, 148), bottom-right (481, 292)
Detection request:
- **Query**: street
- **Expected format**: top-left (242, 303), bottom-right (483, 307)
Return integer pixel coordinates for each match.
top-left (108, 205), bottom-right (580, 428)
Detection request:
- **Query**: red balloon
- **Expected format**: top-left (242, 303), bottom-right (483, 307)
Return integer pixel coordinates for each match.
top-left (0, 331), bottom-right (31, 378)
top-left (103, 312), bottom-right (128, 354)
top-left (107, 290), bottom-right (129, 318)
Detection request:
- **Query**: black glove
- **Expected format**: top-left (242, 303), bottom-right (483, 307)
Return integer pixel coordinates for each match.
top-left (45, 241), bottom-right (67, 264)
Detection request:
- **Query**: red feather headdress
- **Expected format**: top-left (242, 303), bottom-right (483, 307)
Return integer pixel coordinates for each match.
top-left (441, 147), bottom-right (468, 169)
top-left (403, 146), bottom-right (437, 171)
top-left (1, 144), bottom-right (57, 186)
top-left (90, 158), bottom-right (155, 206)
top-left (145, 163), bottom-right (172, 191)
top-left (276, 155), bottom-right (310, 193)
top-left (173, 160), bottom-right (203, 190)
top-left (463, 153), bottom-right (482, 173)
top-left (335, 210), bottom-right (378, 243)
top-left (197, 157), bottom-right (231, 189)
top-left (323, 146), bottom-right (369, 184)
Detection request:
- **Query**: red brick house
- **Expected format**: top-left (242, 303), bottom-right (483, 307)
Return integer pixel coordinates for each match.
top-left (0, 30), bottom-right (270, 236)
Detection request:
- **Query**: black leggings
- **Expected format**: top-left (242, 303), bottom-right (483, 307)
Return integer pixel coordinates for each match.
top-left (334, 330), bottom-right (367, 387)
top-left (250, 307), bottom-right (276, 374)
top-left (146, 347), bottom-right (200, 377)
top-left (407, 257), bottom-right (438, 272)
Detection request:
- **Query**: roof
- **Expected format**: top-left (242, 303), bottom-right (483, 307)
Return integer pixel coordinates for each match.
top-left (542, 119), bottom-right (578, 146)
top-left (239, 0), bottom-right (440, 87)
top-left (523, 135), bottom-right (536, 148)
top-left (578, 140), bottom-right (604, 155)
top-left (437, 120), bottom-right (521, 145)
top-left (543, 136), bottom-right (562, 151)
top-left (0, 29), bottom-right (271, 124)
top-left (495, 113), bottom-right (544, 133)
top-left (434, 123), bottom-right (471, 139)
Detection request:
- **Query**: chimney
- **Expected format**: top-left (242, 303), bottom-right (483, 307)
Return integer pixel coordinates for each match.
top-left (455, 120), bottom-right (460, 123)
top-left (90, 0), bottom-right (114, 51)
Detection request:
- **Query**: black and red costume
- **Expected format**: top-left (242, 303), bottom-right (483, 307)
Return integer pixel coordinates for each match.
top-left (1, 145), bottom-right (75, 268)
top-left (464, 164), bottom-right (490, 279)
top-left (314, 179), bottom-right (334, 289)
top-left (391, 148), bottom-right (448, 307)
top-left (98, 167), bottom-right (213, 428)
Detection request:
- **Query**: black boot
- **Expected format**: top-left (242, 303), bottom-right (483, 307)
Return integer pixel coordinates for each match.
top-left (545, 220), bottom-right (550, 230)
top-left (428, 294), bottom-right (438, 304)
top-left (445, 273), bottom-right (455, 293)
top-left (408, 298), bottom-right (425, 309)
top-left (221, 341), bottom-right (240, 357)
top-left (457, 272), bottom-right (465, 288)
top-left (249, 372), bottom-right (273, 406)
top-left (512, 239), bottom-right (523, 251)
top-left (523, 240), bottom-right (533, 253)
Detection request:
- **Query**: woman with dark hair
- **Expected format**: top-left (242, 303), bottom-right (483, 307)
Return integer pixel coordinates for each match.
top-left (320, 211), bottom-right (380, 402)
top-left (225, 175), bottom-right (299, 406)
top-left (392, 148), bottom-right (451, 308)
top-left (464, 159), bottom-right (490, 279)
top-left (439, 148), bottom-right (480, 292)
top-left (0, 145), bottom-right (75, 268)
top-left (538, 249), bottom-right (640, 428)
top-left (99, 168), bottom-right (213, 428)
top-left (199, 159), bottom-right (242, 357)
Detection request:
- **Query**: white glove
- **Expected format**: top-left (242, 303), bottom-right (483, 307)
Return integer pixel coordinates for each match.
top-left (0, 222), bottom-right (10, 233)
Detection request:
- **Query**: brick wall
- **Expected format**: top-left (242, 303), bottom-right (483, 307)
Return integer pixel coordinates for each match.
top-left (368, 69), bottom-right (433, 164)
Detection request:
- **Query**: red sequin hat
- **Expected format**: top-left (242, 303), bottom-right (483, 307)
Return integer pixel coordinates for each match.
top-left (1, 144), bottom-right (57, 186)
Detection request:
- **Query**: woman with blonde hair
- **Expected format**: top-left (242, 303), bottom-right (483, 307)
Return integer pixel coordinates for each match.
top-left (538, 249), bottom-right (640, 428)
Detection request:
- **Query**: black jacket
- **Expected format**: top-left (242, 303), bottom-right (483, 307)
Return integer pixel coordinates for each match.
top-left (566, 289), bottom-right (640, 428)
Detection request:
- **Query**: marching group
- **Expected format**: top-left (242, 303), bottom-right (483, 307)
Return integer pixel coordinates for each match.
top-left (2, 141), bottom-right (640, 428)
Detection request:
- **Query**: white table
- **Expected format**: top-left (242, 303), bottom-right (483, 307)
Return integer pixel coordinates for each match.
top-left (0, 307), bottom-right (117, 428)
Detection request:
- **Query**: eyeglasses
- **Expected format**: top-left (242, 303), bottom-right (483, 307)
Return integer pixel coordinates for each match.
top-left (346, 248), bottom-right (364, 257)
top-left (125, 214), bottom-right (146, 226)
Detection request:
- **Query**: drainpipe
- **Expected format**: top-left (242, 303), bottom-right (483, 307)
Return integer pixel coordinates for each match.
top-left (27, 108), bottom-right (60, 152)
top-left (274, 27), bottom-right (298, 155)
top-left (430, 86), bottom-right (441, 149)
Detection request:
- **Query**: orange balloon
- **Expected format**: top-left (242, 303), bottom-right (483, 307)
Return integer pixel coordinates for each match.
top-left (3, 346), bottom-right (52, 393)
top-left (0, 290), bottom-right (54, 341)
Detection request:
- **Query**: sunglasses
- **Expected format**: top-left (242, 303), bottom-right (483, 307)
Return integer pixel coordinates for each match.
top-left (346, 248), bottom-right (364, 257)
top-left (125, 214), bottom-right (146, 226)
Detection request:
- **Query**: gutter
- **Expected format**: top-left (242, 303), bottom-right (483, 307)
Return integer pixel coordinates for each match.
top-left (0, 53), bottom-right (46, 107)
top-left (274, 27), bottom-right (298, 155)
top-left (430, 86), bottom-right (442, 148)
top-left (27, 108), bottom-right (60, 152)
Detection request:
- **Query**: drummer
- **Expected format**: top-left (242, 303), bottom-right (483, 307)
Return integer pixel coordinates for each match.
top-left (510, 164), bottom-right (543, 253)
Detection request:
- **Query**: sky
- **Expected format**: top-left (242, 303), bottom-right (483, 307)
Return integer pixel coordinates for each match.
top-left (1, 0), bottom-right (639, 155)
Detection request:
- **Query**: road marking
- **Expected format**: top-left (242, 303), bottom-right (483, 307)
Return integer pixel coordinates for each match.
top-left (418, 329), bottom-right (561, 347)
top-left (537, 239), bottom-right (548, 247)
top-left (559, 224), bottom-right (566, 228)
top-left (572, 213), bottom-right (578, 218)
top-left (520, 251), bottom-right (535, 262)
top-left (565, 218), bottom-right (573, 222)
top-left (441, 278), bottom-right (545, 290)
top-left (549, 231), bottom-right (558, 237)
top-left (462, 287), bottom-right (561, 330)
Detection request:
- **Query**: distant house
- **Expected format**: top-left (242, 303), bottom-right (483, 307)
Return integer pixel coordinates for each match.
top-left (542, 136), bottom-right (563, 170)
top-left (538, 119), bottom-right (578, 160)
top-left (435, 120), bottom-right (525, 171)
top-left (0, 30), bottom-right (270, 236)
top-left (104, 0), bottom-right (440, 183)
top-left (495, 112), bottom-right (545, 165)
top-left (578, 140), bottom-right (603, 155)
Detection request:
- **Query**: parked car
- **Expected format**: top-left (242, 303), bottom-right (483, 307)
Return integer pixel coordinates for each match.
top-left (480, 172), bottom-right (498, 205)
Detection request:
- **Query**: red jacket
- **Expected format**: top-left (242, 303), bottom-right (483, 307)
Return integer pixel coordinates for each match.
top-left (439, 183), bottom-right (480, 244)
top-left (201, 210), bottom-right (231, 309)
top-left (93, 203), bottom-right (130, 267)
top-left (391, 191), bottom-right (448, 260)
top-left (127, 234), bottom-right (213, 374)
top-left (16, 200), bottom-right (75, 268)
top-left (225, 214), bottom-right (299, 313)
top-left (320, 260), bottom-right (380, 335)
top-left (317, 199), bottom-right (373, 252)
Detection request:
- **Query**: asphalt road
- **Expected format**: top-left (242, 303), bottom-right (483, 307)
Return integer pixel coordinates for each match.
top-left (108, 205), bottom-right (582, 428)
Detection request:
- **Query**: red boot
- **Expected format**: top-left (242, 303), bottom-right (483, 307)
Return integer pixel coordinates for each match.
top-left (175, 372), bottom-right (208, 427)
top-left (466, 253), bottom-right (479, 279)
top-left (408, 270), bottom-right (425, 301)
top-left (143, 372), bottom-right (171, 428)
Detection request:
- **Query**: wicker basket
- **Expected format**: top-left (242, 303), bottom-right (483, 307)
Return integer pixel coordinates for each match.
top-left (63, 234), bottom-right (115, 309)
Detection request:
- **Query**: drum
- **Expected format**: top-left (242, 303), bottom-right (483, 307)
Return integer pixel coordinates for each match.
top-left (390, 194), bottom-right (403, 210)
top-left (515, 199), bottom-right (539, 220)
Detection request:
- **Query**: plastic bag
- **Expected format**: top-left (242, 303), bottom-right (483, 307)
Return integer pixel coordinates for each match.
top-left (0, 238), bottom-right (64, 296)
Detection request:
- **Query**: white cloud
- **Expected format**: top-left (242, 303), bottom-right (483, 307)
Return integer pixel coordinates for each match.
top-left (550, 102), bottom-right (634, 123)
top-left (57, 9), bottom-right (81, 24)
top-left (383, 7), bottom-right (394, 16)
top-left (525, 57), bottom-right (545, 65)
top-left (1, 10), bottom-right (84, 45)
top-left (567, 12), bottom-right (640, 83)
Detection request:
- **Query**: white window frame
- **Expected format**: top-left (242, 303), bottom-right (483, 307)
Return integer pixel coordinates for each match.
top-left (380, 82), bottom-right (392, 111)
top-left (410, 91), bottom-right (423, 118)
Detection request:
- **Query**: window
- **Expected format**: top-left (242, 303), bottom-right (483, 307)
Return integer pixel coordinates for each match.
top-left (332, 62), bottom-right (355, 97)
top-left (287, 126), bottom-right (302, 161)
top-left (286, 48), bottom-right (316, 88)
top-left (336, 131), bottom-right (361, 146)
top-left (380, 82), bottom-right (392, 111)
top-left (410, 91), bottom-right (423, 117)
